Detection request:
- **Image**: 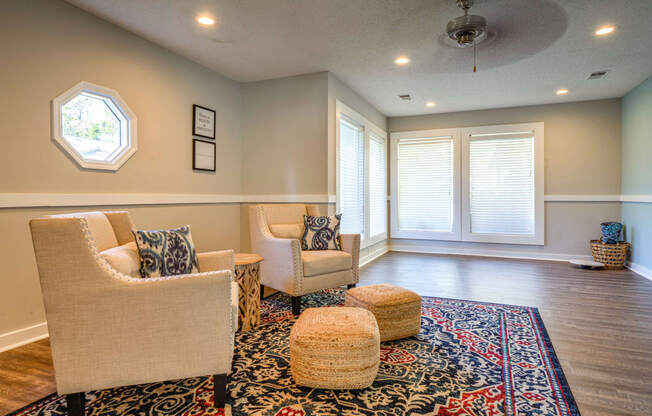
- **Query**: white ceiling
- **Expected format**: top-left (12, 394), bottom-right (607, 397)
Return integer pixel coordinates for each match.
top-left (65, 0), bottom-right (652, 117)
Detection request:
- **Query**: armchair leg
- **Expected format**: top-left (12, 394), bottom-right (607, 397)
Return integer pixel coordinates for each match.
top-left (347, 284), bottom-right (357, 289)
top-left (66, 392), bottom-right (85, 416)
top-left (291, 296), bottom-right (301, 315)
top-left (213, 373), bottom-right (227, 409)
top-left (260, 284), bottom-right (265, 300)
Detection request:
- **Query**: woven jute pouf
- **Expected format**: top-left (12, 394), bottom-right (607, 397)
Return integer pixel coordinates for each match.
top-left (345, 284), bottom-right (421, 342)
top-left (290, 307), bottom-right (380, 390)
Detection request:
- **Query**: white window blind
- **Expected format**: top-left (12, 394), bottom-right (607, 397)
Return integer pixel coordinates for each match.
top-left (468, 135), bottom-right (535, 235)
top-left (369, 134), bottom-right (387, 239)
top-left (397, 137), bottom-right (454, 232)
top-left (338, 118), bottom-right (365, 237)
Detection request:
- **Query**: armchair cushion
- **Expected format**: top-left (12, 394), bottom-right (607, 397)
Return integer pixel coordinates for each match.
top-left (133, 226), bottom-right (199, 278)
top-left (100, 242), bottom-right (140, 277)
top-left (301, 214), bottom-right (342, 251)
top-left (269, 223), bottom-right (304, 239)
top-left (302, 250), bottom-right (352, 277)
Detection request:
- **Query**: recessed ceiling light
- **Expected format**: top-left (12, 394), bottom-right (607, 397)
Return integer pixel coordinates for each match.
top-left (197, 16), bottom-right (215, 26)
top-left (426, 101), bottom-right (436, 107)
top-left (595, 26), bottom-right (615, 36)
top-left (394, 56), bottom-right (410, 65)
top-left (556, 88), bottom-right (569, 95)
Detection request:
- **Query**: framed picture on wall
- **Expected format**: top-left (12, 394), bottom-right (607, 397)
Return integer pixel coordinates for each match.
top-left (193, 104), bottom-right (216, 139)
top-left (193, 139), bottom-right (216, 172)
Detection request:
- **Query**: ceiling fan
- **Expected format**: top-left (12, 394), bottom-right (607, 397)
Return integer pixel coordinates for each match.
top-left (446, 0), bottom-right (488, 72)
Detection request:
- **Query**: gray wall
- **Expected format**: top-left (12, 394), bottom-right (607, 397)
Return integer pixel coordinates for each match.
top-left (242, 72), bottom-right (329, 195)
top-left (387, 100), bottom-right (623, 258)
top-left (0, 0), bottom-right (243, 336)
top-left (621, 76), bottom-right (652, 270)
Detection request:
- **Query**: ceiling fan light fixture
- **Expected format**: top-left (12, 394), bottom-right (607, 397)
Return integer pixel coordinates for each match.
top-left (446, 14), bottom-right (487, 48)
top-left (445, 0), bottom-right (486, 72)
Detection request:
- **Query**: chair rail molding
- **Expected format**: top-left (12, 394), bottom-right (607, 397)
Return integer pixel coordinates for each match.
top-left (5, 193), bottom-right (649, 208)
top-left (0, 193), bottom-right (338, 208)
top-left (621, 194), bottom-right (652, 203)
top-left (544, 194), bottom-right (621, 202)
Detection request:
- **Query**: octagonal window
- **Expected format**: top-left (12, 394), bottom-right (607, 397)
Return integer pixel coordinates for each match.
top-left (52, 82), bottom-right (137, 171)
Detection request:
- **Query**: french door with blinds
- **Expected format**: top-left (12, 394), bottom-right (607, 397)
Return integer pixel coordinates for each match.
top-left (391, 122), bottom-right (544, 245)
top-left (336, 101), bottom-right (388, 248)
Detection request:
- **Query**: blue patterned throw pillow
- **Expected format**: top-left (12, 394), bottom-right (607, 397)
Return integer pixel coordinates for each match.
top-left (132, 226), bottom-right (199, 278)
top-left (301, 214), bottom-right (342, 251)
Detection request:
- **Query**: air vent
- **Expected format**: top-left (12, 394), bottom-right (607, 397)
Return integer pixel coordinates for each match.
top-left (587, 70), bottom-right (609, 80)
top-left (398, 94), bottom-right (412, 101)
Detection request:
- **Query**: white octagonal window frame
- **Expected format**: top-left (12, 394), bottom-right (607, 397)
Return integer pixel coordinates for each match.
top-left (52, 81), bottom-right (137, 171)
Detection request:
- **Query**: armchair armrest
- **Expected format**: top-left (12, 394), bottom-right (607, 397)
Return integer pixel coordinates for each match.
top-left (340, 234), bottom-right (360, 283)
top-left (198, 249), bottom-right (234, 272)
top-left (55, 268), bottom-right (236, 393)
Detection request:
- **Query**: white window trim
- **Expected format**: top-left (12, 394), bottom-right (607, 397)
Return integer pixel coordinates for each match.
top-left (335, 100), bottom-right (388, 249)
top-left (461, 122), bottom-right (545, 245)
top-left (390, 128), bottom-right (461, 241)
top-left (367, 128), bottom-right (388, 246)
top-left (390, 122), bottom-right (545, 246)
top-left (52, 81), bottom-right (137, 171)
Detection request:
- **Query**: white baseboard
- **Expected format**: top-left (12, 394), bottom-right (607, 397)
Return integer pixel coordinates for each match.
top-left (389, 244), bottom-right (593, 263)
top-left (360, 245), bottom-right (389, 267)
top-left (627, 262), bottom-right (652, 281)
top-left (0, 322), bottom-right (48, 353)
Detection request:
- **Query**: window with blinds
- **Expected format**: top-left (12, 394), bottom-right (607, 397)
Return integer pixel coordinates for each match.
top-left (369, 134), bottom-right (387, 240)
top-left (338, 117), bottom-right (365, 237)
top-left (336, 101), bottom-right (388, 248)
top-left (468, 135), bottom-right (535, 235)
top-left (397, 137), bottom-right (454, 233)
top-left (391, 122), bottom-right (544, 245)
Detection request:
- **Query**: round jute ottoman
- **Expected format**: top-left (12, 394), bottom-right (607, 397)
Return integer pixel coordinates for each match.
top-left (289, 307), bottom-right (380, 390)
top-left (345, 284), bottom-right (421, 342)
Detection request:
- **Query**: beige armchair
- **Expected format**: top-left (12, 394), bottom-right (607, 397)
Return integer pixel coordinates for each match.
top-left (249, 204), bottom-right (360, 315)
top-left (29, 211), bottom-right (237, 416)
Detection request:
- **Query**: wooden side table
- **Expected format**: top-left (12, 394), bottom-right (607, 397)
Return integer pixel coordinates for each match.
top-left (234, 253), bottom-right (263, 331)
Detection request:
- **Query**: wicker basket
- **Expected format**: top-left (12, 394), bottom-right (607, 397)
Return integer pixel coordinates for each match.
top-left (590, 240), bottom-right (630, 270)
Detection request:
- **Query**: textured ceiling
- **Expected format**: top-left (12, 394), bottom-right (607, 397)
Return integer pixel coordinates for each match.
top-left (65, 0), bottom-right (652, 116)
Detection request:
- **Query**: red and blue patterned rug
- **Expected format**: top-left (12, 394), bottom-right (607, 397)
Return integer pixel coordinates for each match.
top-left (10, 289), bottom-right (580, 415)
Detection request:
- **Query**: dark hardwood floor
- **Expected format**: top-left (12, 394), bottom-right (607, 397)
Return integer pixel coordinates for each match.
top-left (1, 252), bottom-right (651, 415)
top-left (0, 338), bottom-right (55, 415)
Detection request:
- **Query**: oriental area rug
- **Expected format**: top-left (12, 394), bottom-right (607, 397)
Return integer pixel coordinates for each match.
top-left (10, 289), bottom-right (580, 416)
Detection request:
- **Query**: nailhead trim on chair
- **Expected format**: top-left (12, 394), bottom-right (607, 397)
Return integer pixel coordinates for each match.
top-left (73, 215), bottom-right (235, 339)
